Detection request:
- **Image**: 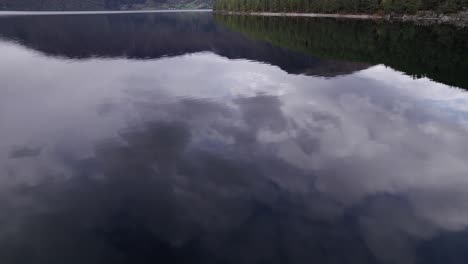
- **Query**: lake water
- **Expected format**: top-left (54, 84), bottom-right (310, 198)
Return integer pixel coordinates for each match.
top-left (0, 11), bottom-right (468, 264)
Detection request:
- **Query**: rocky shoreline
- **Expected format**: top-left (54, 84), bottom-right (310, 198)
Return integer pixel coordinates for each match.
top-left (394, 11), bottom-right (468, 27)
top-left (216, 10), bottom-right (468, 27)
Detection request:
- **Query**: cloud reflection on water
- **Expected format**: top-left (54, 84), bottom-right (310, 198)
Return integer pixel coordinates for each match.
top-left (0, 42), bottom-right (468, 264)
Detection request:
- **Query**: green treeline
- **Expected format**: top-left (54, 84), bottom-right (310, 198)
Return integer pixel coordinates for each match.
top-left (214, 0), bottom-right (467, 14)
top-left (216, 15), bottom-right (468, 89)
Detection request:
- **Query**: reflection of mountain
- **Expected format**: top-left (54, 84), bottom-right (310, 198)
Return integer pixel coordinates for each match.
top-left (0, 12), bottom-right (369, 77)
top-left (216, 15), bottom-right (468, 90)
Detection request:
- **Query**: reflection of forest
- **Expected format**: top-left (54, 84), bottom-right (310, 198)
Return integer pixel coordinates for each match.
top-left (216, 15), bottom-right (468, 89)
top-left (0, 13), bottom-right (368, 77)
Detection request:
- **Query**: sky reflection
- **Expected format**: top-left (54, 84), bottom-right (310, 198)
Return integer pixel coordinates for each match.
top-left (1, 36), bottom-right (468, 264)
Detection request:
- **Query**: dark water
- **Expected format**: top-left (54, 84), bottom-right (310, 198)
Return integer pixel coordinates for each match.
top-left (0, 11), bottom-right (468, 264)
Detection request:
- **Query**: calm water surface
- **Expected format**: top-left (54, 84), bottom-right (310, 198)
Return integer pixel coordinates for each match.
top-left (1, 12), bottom-right (468, 264)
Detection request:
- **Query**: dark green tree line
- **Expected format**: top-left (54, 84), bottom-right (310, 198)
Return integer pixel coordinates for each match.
top-left (214, 0), bottom-right (467, 13)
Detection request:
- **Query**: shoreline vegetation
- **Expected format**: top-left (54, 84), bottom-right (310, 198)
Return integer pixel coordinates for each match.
top-left (216, 11), bottom-right (381, 18)
top-left (213, 0), bottom-right (468, 26)
top-left (214, 10), bottom-right (468, 26)
top-left (215, 10), bottom-right (468, 26)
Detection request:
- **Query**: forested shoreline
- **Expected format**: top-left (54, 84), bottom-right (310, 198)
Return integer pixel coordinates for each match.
top-left (214, 0), bottom-right (467, 14)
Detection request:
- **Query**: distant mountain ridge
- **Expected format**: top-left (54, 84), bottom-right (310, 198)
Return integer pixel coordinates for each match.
top-left (0, 0), bottom-right (213, 10)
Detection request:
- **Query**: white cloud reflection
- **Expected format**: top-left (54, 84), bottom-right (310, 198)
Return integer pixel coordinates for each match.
top-left (1, 41), bottom-right (468, 263)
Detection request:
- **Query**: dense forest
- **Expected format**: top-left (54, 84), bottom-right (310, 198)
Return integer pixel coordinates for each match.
top-left (214, 0), bottom-right (468, 14)
top-left (216, 15), bottom-right (468, 89)
top-left (0, 0), bottom-right (212, 10)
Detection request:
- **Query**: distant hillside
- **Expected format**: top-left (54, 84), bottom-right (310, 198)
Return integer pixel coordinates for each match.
top-left (0, 0), bottom-right (213, 10)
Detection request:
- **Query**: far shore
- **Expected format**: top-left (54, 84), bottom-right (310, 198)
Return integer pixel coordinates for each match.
top-left (0, 9), bottom-right (212, 16)
top-left (0, 9), bottom-right (465, 26)
top-left (215, 11), bottom-right (468, 26)
top-left (218, 11), bottom-right (382, 19)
